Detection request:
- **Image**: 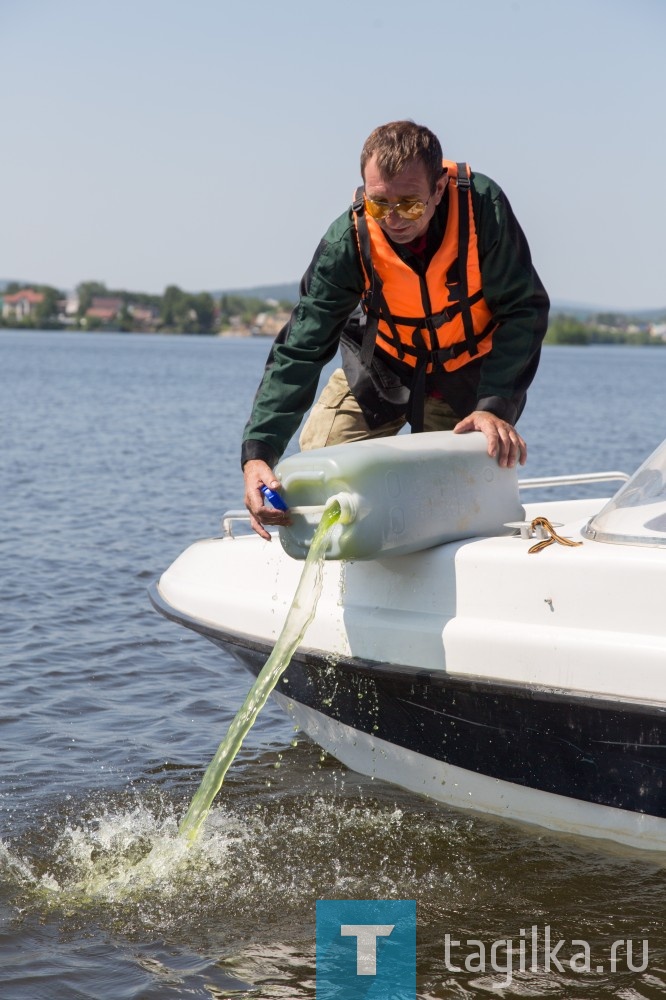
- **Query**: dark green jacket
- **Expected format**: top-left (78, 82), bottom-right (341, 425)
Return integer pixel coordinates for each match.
top-left (241, 171), bottom-right (549, 468)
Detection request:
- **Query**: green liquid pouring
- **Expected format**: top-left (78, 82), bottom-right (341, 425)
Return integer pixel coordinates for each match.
top-left (178, 500), bottom-right (342, 842)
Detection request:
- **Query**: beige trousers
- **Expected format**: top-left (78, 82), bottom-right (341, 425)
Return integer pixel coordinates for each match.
top-left (299, 368), bottom-right (459, 450)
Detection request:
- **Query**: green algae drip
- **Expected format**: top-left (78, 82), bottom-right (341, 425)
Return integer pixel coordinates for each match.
top-left (178, 500), bottom-right (342, 843)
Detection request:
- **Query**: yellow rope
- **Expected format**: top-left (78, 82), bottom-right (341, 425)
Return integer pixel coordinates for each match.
top-left (527, 516), bottom-right (584, 555)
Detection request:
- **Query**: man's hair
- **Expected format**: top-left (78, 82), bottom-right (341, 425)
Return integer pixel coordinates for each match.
top-left (360, 121), bottom-right (444, 193)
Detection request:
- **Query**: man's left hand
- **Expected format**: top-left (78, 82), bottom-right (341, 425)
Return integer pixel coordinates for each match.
top-left (453, 410), bottom-right (527, 467)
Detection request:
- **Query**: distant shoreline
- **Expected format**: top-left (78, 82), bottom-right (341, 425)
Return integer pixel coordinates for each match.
top-left (2, 326), bottom-right (666, 348)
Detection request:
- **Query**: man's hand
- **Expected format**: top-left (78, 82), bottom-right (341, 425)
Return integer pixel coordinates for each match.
top-left (453, 410), bottom-right (527, 468)
top-left (243, 459), bottom-right (291, 540)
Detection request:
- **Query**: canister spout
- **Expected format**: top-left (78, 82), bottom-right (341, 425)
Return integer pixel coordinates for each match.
top-left (328, 492), bottom-right (356, 524)
top-left (288, 492), bottom-right (357, 524)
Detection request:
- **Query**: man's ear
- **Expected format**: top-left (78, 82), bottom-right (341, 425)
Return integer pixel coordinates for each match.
top-left (434, 171), bottom-right (448, 203)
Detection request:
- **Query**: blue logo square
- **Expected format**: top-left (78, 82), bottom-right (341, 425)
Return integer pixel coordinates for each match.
top-left (316, 899), bottom-right (416, 999)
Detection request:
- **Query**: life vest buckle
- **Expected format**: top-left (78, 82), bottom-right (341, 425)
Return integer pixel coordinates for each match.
top-left (352, 185), bottom-right (365, 213)
top-left (455, 163), bottom-right (471, 190)
top-left (426, 346), bottom-right (457, 365)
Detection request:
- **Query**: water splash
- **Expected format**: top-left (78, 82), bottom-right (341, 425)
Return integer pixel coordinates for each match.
top-left (0, 502), bottom-right (343, 905)
top-left (2, 783), bottom-right (430, 917)
top-left (178, 499), bottom-right (342, 842)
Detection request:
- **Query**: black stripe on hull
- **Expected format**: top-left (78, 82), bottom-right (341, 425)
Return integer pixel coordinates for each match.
top-left (149, 585), bottom-right (666, 819)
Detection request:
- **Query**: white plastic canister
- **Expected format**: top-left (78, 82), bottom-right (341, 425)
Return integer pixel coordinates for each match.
top-left (275, 430), bottom-right (524, 560)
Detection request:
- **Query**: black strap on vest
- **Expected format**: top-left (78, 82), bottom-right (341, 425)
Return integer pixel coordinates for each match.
top-left (366, 289), bottom-right (485, 337)
top-left (407, 316), bottom-right (495, 432)
top-left (353, 188), bottom-right (397, 366)
top-left (454, 163), bottom-right (480, 360)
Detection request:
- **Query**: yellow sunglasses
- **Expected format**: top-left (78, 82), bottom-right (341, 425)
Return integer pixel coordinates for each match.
top-left (364, 194), bottom-right (431, 221)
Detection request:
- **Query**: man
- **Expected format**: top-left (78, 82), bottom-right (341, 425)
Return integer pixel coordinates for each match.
top-left (242, 121), bottom-right (549, 540)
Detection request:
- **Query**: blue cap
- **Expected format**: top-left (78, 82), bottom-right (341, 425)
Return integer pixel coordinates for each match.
top-left (260, 485), bottom-right (289, 511)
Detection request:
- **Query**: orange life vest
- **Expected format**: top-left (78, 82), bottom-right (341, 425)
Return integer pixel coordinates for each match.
top-left (352, 160), bottom-right (496, 376)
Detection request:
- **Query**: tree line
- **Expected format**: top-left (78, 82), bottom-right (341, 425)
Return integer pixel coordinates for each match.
top-left (544, 313), bottom-right (665, 346)
top-left (3, 280), bottom-right (664, 343)
top-left (1, 281), bottom-right (294, 334)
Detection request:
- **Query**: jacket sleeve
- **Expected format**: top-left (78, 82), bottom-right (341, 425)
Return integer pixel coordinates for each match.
top-left (473, 179), bottom-right (550, 424)
top-left (241, 216), bottom-right (364, 468)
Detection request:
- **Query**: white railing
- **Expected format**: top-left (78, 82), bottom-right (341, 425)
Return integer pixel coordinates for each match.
top-left (518, 471), bottom-right (629, 490)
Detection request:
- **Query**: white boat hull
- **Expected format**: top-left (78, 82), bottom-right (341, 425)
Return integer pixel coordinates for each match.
top-left (150, 433), bottom-right (666, 851)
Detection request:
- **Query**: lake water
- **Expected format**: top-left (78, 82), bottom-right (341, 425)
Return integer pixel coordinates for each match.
top-left (2, 329), bottom-right (666, 999)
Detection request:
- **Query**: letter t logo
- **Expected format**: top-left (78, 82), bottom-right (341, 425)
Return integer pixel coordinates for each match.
top-left (316, 899), bottom-right (416, 999)
top-left (340, 924), bottom-right (395, 975)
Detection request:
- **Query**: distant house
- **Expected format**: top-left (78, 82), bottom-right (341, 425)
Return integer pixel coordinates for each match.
top-left (2, 288), bottom-right (44, 321)
top-left (64, 293), bottom-right (80, 316)
top-left (251, 309), bottom-right (291, 337)
top-left (85, 296), bottom-right (124, 324)
top-left (128, 303), bottom-right (160, 328)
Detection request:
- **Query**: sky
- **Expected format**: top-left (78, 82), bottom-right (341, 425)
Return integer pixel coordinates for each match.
top-left (1, 0), bottom-right (664, 311)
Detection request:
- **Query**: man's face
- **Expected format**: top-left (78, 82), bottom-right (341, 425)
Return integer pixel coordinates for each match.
top-left (363, 154), bottom-right (448, 244)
